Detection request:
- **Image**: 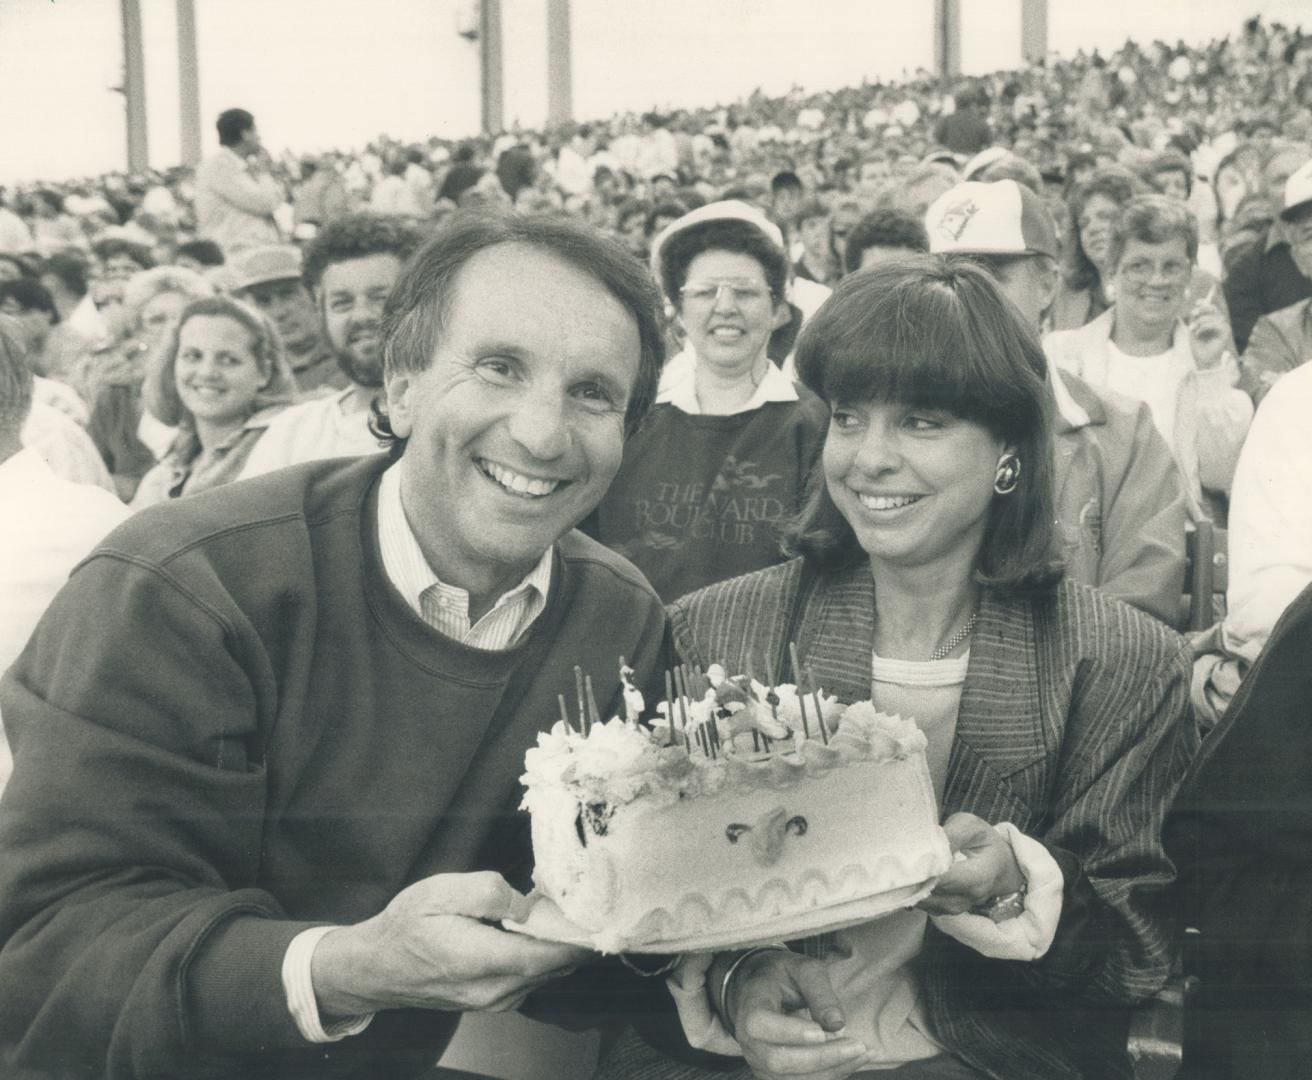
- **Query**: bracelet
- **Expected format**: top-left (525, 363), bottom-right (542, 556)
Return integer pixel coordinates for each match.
top-left (619, 952), bottom-right (681, 977)
top-left (716, 944), bottom-right (790, 1037)
top-left (971, 884), bottom-right (1028, 923)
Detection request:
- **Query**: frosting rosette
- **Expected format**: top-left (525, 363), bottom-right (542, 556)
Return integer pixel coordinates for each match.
top-left (832, 702), bottom-right (928, 759)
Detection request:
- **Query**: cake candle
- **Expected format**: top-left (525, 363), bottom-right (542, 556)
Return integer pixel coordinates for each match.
top-left (557, 694), bottom-right (573, 734)
top-left (584, 674), bottom-right (602, 732)
top-left (574, 666), bottom-right (589, 736)
top-left (789, 642), bottom-right (812, 739)
top-left (663, 669), bottom-right (677, 747)
top-left (806, 666), bottom-right (829, 745)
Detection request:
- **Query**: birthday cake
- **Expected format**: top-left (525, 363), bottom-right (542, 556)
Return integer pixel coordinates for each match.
top-left (519, 666), bottom-right (952, 953)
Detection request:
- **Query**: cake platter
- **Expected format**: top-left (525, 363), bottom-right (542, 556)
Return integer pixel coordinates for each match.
top-left (502, 874), bottom-right (941, 955)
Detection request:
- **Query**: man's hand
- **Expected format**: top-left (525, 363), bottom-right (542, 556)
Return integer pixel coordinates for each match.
top-left (310, 872), bottom-right (592, 1018)
top-left (918, 812), bottom-right (1026, 917)
top-left (727, 950), bottom-right (867, 1080)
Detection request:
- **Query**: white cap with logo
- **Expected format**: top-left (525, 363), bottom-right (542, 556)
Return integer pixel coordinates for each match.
top-left (924, 180), bottom-right (1059, 260)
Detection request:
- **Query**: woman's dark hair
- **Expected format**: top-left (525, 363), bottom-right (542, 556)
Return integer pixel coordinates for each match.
top-left (783, 254), bottom-right (1062, 592)
top-left (371, 212), bottom-right (665, 457)
top-left (1062, 165), bottom-right (1145, 292)
top-left (657, 218), bottom-right (788, 304)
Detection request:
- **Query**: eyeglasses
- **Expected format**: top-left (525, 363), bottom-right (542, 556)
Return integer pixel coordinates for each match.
top-left (1118, 258), bottom-right (1191, 285)
top-left (679, 280), bottom-right (772, 305)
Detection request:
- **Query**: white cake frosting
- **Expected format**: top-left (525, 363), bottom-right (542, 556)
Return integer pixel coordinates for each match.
top-left (521, 675), bottom-right (953, 953)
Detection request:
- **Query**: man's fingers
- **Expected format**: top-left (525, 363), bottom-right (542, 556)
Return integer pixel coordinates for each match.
top-left (413, 871), bottom-right (526, 919)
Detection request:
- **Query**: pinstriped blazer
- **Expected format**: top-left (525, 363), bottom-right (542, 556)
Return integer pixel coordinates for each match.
top-left (668, 558), bottom-right (1199, 1080)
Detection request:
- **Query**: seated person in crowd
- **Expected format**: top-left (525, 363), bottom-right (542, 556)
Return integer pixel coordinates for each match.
top-left (792, 197), bottom-right (839, 285)
top-left (843, 207), bottom-right (928, 273)
top-left (1165, 578), bottom-right (1312, 1080)
top-left (584, 201), bottom-right (828, 602)
top-left (132, 296), bottom-right (298, 507)
top-left (0, 214), bottom-right (670, 1078)
top-left (0, 317), bottom-right (128, 793)
top-left (1190, 359), bottom-right (1312, 726)
top-left (600, 256), bottom-right (1198, 1080)
top-left (238, 213), bottom-right (423, 479)
top-left (1223, 145), bottom-right (1312, 351)
top-left (85, 265), bottom-right (216, 500)
top-left (1052, 167), bottom-right (1228, 333)
top-left (1045, 195), bottom-right (1253, 523)
top-left (926, 179), bottom-right (1189, 626)
top-left (1238, 159), bottom-right (1312, 405)
top-left (227, 244), bottom-right (342, 394)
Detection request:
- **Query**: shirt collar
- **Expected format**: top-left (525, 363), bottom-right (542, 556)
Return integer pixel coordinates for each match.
top-left (655, 345), bottom-right (799, 415)
top-left (376, 462), bottom-right (553, 621)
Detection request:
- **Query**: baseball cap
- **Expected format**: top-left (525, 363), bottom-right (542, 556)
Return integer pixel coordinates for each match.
top-left (226, 244), bottom-right (304, 292)
top-left (1280, 159), bottom-right (1312, 221)
top-left (649, 199), bottom-right (785, 284)
top-left (924, 180), bottom-right (1059, 260)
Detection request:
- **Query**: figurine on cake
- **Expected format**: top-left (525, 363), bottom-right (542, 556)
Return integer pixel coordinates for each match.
top-left (586, 258), bottom-right (1199, 1080)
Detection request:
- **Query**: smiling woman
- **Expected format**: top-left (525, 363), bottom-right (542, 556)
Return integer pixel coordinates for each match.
top-left (132, 295), bottom-right (297, 507)
top-left (1045, 194), bottom-right (1253, 522)
top-left (584, 201), bottom-right (829, 602)
top-left (599, 255), bottom-right (1199, 1080)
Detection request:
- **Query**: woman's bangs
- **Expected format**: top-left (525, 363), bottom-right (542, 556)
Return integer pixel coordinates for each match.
top-left (817, 296), bottom-right (980, 417)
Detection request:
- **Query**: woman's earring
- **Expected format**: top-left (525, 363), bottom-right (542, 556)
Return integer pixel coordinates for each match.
top-left (993, 452), bottom-right (1021, 495)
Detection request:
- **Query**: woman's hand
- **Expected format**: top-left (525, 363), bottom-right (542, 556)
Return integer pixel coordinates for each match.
top-left (918, 812), bottom-right (1026, 917)
top-left (727, 950), bottom-right (868, 1080)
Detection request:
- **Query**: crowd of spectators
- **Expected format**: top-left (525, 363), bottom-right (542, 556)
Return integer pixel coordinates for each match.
top-left (2, 12), bottom-right (1312, 1079)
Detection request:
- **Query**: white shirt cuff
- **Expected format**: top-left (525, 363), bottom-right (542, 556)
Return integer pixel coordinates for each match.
top-left (930, 822), bottom-right (1064, 961)
top-left (666, 951), bottom-right (744, 1057)
top-left (282, 925), bottom-right (375, 1043)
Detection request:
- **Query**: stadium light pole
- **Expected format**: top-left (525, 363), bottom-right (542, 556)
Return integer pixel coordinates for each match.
top-left (1021, 0), bottom-right (1048, 64)
top-left (177, 0), bottom-right (202, 167)
top-left (933, 0), bottom-right (961, 83)
top-left (546, 0), bottom-right (573, 126)
top-left (120, 0), bottom-right (150, 173)
top-left (480, 0), bottom-right (505, 135)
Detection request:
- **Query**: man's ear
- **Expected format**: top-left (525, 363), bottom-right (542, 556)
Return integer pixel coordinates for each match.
top-left (1036, 256), bottom-right (1061, 317)
top-left (383, 371), bottom-right (415, 438)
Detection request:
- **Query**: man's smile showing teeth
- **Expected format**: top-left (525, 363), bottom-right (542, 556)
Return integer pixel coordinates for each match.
top-left (477, 459), bottom-right (564, 497)
top-left (857, 493), bottom-right (922, 510)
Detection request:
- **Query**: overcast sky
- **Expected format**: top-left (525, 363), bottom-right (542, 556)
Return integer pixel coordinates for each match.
top-left (3, 0), bottom-right (1307, 183)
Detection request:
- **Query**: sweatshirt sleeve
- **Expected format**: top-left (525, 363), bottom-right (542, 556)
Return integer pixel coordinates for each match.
top-left (0, 550), bottom-right (322, 1076)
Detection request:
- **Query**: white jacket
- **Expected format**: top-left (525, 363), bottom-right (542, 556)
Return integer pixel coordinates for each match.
top-left (1044, 309), bottom-right (1253, 520)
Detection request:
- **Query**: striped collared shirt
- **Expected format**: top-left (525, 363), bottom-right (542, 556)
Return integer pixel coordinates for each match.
top-left (376, 463), bottom-right (552, 650)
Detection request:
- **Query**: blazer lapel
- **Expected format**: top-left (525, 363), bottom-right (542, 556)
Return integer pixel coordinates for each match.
top-left (944, 588), bottom-right (1052, 825)
top-left (794, 562), bottom-right (877, 705)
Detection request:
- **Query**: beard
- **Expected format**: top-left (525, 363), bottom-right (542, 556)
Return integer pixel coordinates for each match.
top-left (332, 329), bottom-right (384, 389)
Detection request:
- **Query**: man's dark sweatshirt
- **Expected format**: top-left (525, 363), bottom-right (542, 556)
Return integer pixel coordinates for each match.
top-left (0, 454), bottom-right (668, 1079)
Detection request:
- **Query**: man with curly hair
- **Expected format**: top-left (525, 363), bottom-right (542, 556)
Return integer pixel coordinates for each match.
top-left (240, 212), bottom-right (424, 477)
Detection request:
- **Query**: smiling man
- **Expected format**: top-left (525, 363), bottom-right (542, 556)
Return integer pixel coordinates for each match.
top-left (239, 213), bottom-right (424, 479)
top-left (0, 214), bottom-right (669, 1078)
